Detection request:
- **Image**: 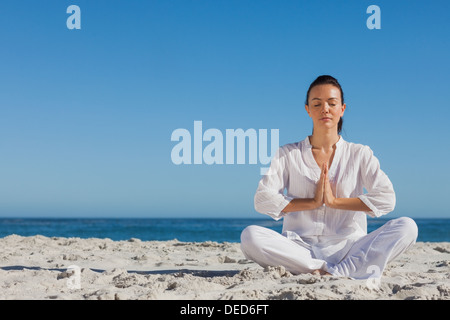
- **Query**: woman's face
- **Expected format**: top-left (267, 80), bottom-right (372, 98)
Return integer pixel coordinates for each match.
top-left (305, 84), bottom-right (346, 132)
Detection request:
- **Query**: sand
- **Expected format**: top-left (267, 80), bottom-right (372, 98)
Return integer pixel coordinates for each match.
top-left (0, 234), bottom-right (449, 300)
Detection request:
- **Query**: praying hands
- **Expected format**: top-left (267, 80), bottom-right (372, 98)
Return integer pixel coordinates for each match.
top-left (314, 162), bottom-right (370, 212)
top-left (314, 163), bottom-right (336, 208)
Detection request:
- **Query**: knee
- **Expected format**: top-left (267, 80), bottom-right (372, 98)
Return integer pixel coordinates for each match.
top-left (240, 225), bottom-right (267, 255)
top-left (240, 225), bottom-right (261, 247)
top-left (392, 217), bottom-right (418, 243)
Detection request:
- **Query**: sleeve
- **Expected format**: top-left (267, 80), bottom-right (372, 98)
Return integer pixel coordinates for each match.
top-left (357, 146), bottom-right (396, 218)
top-left (254, 146), bottom-right (294, 220)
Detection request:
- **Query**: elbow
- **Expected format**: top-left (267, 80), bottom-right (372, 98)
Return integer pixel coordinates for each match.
top-left (388, 192), bottom-right (396, 213)
top-left (253, 190), bottom-right (289, 220)
top-left (379, 192), bottom-right (396, 216)
top-left (386, 181), bottom-right (396, 213)
top-left (360, 191), bottom-right (396, 218)
top-left (254, 194), bottom-right (265, 214)
top-left (254, 193), bottom-right (279, 217)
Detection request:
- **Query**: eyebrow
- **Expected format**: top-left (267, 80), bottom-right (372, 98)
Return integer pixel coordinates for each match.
top-left (311, 97), bottom-right (339, 101)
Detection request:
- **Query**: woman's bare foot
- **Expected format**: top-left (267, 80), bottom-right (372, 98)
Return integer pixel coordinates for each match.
top-left (311, 269), bottom-right (321, 276)
top-left (311, 269), bottom-right (332, 276)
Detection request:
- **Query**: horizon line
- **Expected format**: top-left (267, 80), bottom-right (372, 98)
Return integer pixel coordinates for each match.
top-left (0, 216), bottom-right (448, 220)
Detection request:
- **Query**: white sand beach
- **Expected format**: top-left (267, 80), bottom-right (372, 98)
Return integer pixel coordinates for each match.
top-left (0, 234), bottom-right (449, 300)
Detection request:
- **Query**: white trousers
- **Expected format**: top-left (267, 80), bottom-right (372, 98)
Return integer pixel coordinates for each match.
top-left (240, 217), bottom-right (418, 279)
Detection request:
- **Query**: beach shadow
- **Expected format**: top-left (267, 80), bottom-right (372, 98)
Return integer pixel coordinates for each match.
top-left (1, 265), bottom-right (68, 272)
top-left (0, 265), bottom-right (240, 278)
top-left (133, 269), bottom-right (240, 277)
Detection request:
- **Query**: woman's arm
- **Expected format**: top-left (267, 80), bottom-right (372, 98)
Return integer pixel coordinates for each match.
top-left (357, 146), bottom-right (396, 217)
top-left (282, 162), bottom-right (326, 213)
top-left (282, 189), bottom-right (370, 213)
top-left (282, 162), bottom-right (372, 214)
top-left (323, 162), bottom-right (371, 212)
top-left (254, 146), bottom-right (294, 219)
top-left (327, 197), bottom-right (371, 211)
top-left (281, 198), bottom-right (322, 212)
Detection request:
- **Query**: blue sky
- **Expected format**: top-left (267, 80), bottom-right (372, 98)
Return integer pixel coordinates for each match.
top-left (0, 0), bottom-right (449, 218)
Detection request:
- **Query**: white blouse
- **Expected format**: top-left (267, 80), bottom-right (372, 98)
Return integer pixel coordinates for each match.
top-left (254, 135), bottom-right (396, 263)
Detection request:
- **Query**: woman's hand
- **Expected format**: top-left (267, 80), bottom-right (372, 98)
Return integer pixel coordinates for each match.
top-left (313, 163), bottom-right (326, 208)
top-left (322, 163), bottom-right (336, 208)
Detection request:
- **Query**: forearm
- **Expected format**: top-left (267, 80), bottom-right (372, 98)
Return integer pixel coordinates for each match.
top-left (329, 197), bottom-right (371, 212)
top-left (281, 198), bottom-right (321, 213)
top-left (282, 197), bottom-right (371, 213)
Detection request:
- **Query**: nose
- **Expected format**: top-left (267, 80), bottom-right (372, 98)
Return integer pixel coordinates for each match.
top-left (321, 103), bottom-right (330, 113)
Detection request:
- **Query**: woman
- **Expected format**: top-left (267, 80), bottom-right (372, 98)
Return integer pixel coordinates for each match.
top-left (240, 75), bottom-right (418, 279)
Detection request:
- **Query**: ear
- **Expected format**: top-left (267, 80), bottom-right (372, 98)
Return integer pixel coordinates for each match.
top-left (305, 104), bottom-right (312, 118)
top-left (340, 103), bottom-right (346, 117)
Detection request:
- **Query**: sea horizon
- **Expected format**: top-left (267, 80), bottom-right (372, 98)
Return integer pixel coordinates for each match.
top-left (0, 217), bottom-right (448, 243)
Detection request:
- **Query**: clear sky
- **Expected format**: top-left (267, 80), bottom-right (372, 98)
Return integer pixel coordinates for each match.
top-left (0, 0), bottom-right (449, 218)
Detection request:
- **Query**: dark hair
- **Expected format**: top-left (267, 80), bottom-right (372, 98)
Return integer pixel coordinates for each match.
top-left (305, 75), bottom-right (344, 134)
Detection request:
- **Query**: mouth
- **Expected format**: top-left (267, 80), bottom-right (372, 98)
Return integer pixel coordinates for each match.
top-left (320, 117), bottom-right (332, 121)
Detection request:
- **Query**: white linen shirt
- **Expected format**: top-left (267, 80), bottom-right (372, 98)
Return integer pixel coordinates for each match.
top-left (254, 135), bottom-right (396, 263)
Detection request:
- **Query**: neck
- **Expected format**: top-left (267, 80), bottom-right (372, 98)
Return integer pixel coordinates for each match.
top-left (309, 128), bottom-right (340, 150)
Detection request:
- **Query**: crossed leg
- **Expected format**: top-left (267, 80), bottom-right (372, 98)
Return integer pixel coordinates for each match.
top-left (240, 217), bottom-right (418, 279)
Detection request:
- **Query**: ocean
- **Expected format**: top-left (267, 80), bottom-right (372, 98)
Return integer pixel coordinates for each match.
top-left (0, 217), bottom-right (448, 243)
